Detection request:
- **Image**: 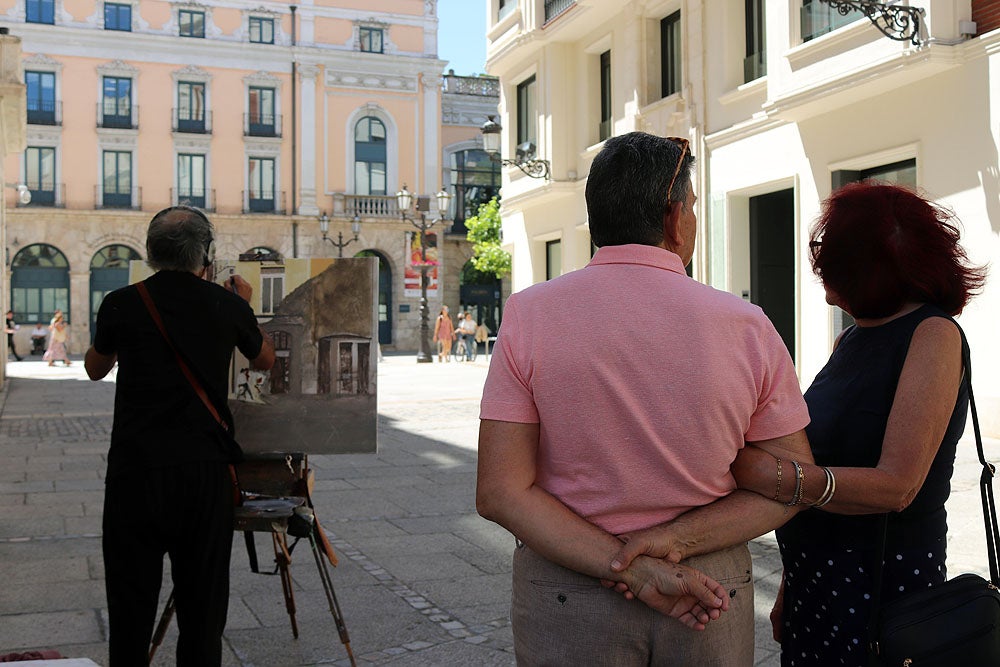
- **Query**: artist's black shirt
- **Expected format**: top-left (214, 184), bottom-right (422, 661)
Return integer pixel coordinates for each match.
top-left (93, 271), bottom-right (263, 479)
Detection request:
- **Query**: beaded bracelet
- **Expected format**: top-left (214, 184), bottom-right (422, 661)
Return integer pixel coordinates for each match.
top-left (773, 457), bottom-right (783, 501)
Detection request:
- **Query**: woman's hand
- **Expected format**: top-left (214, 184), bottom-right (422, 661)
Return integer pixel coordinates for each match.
top-left (608, 524), bottom-right (685, 575)
top-left (770, 574), bottom-right (786, 642)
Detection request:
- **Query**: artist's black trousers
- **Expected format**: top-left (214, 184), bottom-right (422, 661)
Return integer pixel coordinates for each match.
top-left (103, 461), bottom-right (234, 666)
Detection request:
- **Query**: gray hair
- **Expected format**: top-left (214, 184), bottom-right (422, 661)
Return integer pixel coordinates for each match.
top-left (145, 206), bottom-right (214, 273)
top-left (586, 132), bottom-right (695, 248)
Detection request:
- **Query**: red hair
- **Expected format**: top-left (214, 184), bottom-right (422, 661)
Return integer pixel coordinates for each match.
top-left (810, 182), bottom-right (986, 318)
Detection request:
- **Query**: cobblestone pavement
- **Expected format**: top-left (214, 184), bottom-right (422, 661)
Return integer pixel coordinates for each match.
top-left (0, 354), bottom-right (996, 666)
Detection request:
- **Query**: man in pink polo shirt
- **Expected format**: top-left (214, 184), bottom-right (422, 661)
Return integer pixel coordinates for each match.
top-left (477, 132), bottom-right (814, 666)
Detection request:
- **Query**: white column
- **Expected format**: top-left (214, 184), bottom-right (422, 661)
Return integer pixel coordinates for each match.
top-left (422, 73), bottom-right (442, 194)
top-left (298, 63), bottom-right (320, 216)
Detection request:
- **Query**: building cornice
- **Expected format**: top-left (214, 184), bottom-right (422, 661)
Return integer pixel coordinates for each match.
top-left (13, 22), bottom-right (446, 79)
top-left (762, 41), bottom-right (962, 123)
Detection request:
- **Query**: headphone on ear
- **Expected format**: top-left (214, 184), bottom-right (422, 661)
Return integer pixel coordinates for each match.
top-left (204, 238), bottom-right (216, 268)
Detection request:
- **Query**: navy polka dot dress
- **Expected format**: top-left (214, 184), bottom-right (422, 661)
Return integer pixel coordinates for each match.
top-left (775, 306), bottom-right (969, 667)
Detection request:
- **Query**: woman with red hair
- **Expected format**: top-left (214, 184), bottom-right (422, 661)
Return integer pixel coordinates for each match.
top-left (732, 182), bottom-right (986, 666)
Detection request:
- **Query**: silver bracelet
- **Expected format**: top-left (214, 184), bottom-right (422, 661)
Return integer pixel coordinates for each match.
top-left (815, 467), bottom-right (837, 508)
top-left (785, 461), bottom-right (803, 507)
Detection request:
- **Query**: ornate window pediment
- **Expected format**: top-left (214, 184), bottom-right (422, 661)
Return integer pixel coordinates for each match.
top-left (97, 59), bottom-right (139, 78)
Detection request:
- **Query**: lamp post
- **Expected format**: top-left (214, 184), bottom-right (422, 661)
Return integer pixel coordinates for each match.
top-left (318, 211), bottom-right (361, 257)
top-left (480, 115), bottom-right (550, 180)
top-left (396, 184), bottom-right (453, 363)
top-left (5, 183), bottom-right (30, 205)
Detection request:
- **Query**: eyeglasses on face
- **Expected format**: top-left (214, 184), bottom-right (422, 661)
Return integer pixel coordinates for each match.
top-left (665, 136), bottom-right (691, 205)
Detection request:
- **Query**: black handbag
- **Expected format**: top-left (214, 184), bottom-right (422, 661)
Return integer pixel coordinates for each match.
top-left (867, 333), bottom-right (1000, 666)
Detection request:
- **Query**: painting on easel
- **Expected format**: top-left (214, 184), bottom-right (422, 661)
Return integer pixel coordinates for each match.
top-left (130, 255), bottom-right (379, 455)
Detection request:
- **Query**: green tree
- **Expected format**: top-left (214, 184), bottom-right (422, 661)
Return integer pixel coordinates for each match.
top-left (464, 197), bottom-right (510, 279)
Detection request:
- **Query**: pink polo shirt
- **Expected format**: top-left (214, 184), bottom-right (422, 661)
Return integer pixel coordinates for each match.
top-left (480, 244), bottom-right (809, 534)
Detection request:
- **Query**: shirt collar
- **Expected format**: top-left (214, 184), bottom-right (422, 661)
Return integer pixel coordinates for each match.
top-left (588, 244), bottom-right (688, 275)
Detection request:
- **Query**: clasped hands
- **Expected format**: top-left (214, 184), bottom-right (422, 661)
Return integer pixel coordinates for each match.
top-left (605, 526), bottom-right (729, 631)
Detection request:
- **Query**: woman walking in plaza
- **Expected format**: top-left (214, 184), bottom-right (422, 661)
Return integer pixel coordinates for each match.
top-left (44, 309), bottom-right (71, 366)
top-left (433, 305), bottom-right (455, 362)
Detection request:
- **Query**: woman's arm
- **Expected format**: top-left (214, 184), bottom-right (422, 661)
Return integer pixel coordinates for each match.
top-left (733, 317), bottom-right (963, 514)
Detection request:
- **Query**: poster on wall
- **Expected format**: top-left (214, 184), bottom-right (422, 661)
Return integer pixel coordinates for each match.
top-left (403, 231), bottom-right (439, 298)
top-left (129, 256), bottom-right (379, 455)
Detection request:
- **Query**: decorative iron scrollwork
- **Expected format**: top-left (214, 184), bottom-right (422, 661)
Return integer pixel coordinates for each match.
top-left (492, 156), bottom-right (552, 180)
top-left (821, 0), bottom-right (925, 46)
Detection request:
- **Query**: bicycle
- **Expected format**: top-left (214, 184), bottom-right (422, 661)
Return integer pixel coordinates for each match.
top-left (451, 335), bottom-right (477, 362)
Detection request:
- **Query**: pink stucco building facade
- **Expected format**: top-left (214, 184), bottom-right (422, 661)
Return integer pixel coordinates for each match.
top-left (1, 0), bottom-right (499, 353)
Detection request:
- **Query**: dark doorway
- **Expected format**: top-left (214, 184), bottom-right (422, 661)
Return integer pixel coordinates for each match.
top-left (749, 189), bottom-right (795, 362)
top-left (355, 250), bottom-right (392, 345)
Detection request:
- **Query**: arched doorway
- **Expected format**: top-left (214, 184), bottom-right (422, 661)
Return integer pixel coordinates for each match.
top-left (90, 245), bottom-right (142, 337)
top-left (11, 244), bottom-right (70, 328)
top-left (355, 249), bottom-right (391, 345)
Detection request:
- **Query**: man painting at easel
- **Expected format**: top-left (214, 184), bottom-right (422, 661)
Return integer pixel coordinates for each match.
top-left (85, 206), bottom-right (275, 665)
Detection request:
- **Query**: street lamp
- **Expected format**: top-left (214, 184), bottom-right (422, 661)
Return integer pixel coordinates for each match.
top-left (396, 184), bottom-right (453, 363)
top-left (5, 183), bottom-right (30, 205)
top-left (818, 1), bottom-right (924, 45)
top-left (318, 211), bottom-right (361, 257)
top-left (480, 115), bottom-right (550, 180)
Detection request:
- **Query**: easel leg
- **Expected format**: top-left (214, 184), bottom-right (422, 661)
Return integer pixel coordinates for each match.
top-left (273, 532), bottom-right (299, 639)
top-left (148, 590), bottom-right (175, 664)
top-left (309, 529), bottom-right (356, 667)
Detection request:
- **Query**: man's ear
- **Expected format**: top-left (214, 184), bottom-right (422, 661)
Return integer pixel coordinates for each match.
top-left (662, 202), bottom-right (684, 250)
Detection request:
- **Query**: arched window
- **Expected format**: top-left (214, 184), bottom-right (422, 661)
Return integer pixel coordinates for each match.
top-left (90, 244), bottom-right (142, 336)
top-left (449, 149), bottom-right (500, 234)
top-left (354, 117), bottom-right (386, 195)
top-left (245, 246), bottom-right (279, 258)
top-left (11, 244), bottom-right (70, 325)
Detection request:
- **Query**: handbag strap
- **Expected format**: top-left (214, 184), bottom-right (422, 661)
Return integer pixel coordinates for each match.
top-left (868, 324), bottom-right (1000, 655)
top-left (135, 280), bottom-right (231, 435)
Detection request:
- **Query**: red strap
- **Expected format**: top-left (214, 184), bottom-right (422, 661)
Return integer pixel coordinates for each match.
top-left (135, 281), bottom-right (230, 434)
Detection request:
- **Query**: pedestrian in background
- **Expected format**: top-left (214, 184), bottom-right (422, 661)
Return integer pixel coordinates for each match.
top-left (5, 310), bottom-right (22, 361)
top-left (43, 309), bottom-right (70, 366)
top-left (477, 132), bottom-right (814, 666)
top-left (458, 311), bottom-right (477, 361)
top-left (85, 206), bottom-right (275, 665)
top-left (433, 305), bottom-right (455, 362)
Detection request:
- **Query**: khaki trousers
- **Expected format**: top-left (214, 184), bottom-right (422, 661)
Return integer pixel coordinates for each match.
top-left (511, 542), bottom-right (754, 667)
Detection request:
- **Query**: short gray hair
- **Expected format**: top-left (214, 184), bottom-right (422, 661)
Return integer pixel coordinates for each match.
top-left (145, 206), bottom-right (214, 273)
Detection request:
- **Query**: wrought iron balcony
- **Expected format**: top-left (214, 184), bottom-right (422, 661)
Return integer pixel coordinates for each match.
top-left (95, 185), bottom-right (142, 210)
top-left (242, 190), bottom-right (287, 214)
top-left (172, 108), bottom-right (213, 134)
top-left (27, 100), bottom-right (61, 126)
top-left (244, 113), bottom-right (282, 138)
top-left (19, 182), bottom-right (64, 207)
top-left (97, 103), bottom-right (138, 130)
top-left (543, 0), bottom-right (575, 25)
top-left (171, 187), bottom-right (215, 212)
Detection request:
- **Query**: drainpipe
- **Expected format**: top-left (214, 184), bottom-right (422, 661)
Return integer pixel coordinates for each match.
top-left (290, 5), bottom-right (298, 225)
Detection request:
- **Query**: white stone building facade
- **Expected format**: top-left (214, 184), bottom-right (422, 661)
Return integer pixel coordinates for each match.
top-left (486, 0), bottom-right (1000, 435)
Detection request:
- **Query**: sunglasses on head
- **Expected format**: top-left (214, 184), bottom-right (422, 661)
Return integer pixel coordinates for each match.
top-left (665, 136), bottom-right (690, 204)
